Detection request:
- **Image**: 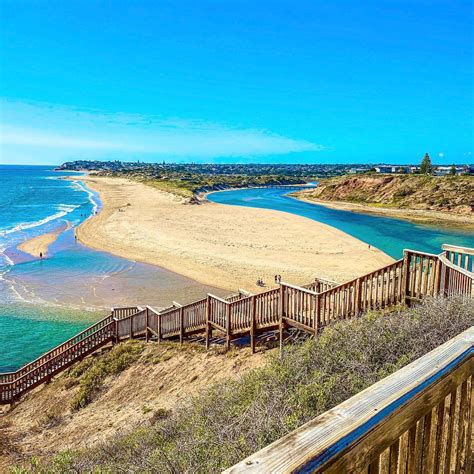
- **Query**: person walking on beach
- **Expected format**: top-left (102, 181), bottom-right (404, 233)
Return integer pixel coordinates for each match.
top-left (39, 252), bottom-right (43, 259)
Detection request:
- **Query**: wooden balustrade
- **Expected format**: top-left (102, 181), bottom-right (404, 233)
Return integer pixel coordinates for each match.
top-left (281, 283), bottom-right (318, 333)
top-left (303, 277), bottom-right (339, 293)
top-left (225, 327), bottom-right (474, 473)
top-left (0, 313), bottom-right (115, 385)
top-left (112, 306), bottom-right (141, 319)
top-left (404, 249), bottom-right (441, 300)
top-left (2, 246), bottom-right (473, 404)
top-left (439, 254), bottom-right (474, 297)
top-left (0, 321), bottom-right (115, 404)
top-left (443, 243), bottom-right (474, 273)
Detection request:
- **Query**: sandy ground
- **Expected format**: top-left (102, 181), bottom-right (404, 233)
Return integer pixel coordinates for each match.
top-left (0, 343), bottom-right (270, 468)
top-left (72, 176), bottom-right (392, 292)
top-left (17, 222), bottom-right (71, 258)
top-left (294, 196), bottom-right (474, 230)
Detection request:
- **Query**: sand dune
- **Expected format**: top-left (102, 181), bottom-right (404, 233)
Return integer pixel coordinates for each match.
top-left (74, 177), bottom-right (393, 292)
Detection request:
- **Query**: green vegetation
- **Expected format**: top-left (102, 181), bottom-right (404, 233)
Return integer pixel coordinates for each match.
top-left (119, 171), bottom-right (307, 198)
top-left (68, 341), bottom-right (145, 410)
top-left (22, 296), bottom-right (473, 473)
top-left (420, 152), bottom-right (433, 174)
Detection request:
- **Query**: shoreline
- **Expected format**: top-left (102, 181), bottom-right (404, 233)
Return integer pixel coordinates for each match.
top-left (17, 221), bottom-right (72, 258)
top-left (292, 195), bottom-right (474, 231)
top-left (72, 176), bottom-right (393, 292)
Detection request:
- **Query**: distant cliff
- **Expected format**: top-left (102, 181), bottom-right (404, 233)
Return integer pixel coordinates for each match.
top-left (297, 174), bottom-right (473, 216)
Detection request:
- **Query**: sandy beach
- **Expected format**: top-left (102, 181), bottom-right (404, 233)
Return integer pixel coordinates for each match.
top-left (72, 177), bottom-right (393, 292)
top-left (293, 196), bottom-right (474, 230)
top-left (17, 222), bottom-right (71, 258)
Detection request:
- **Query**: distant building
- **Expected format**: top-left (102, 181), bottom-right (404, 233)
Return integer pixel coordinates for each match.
top-left (374, 165), bottom-right (411, 174)
top-left (434, 165), bottom-right (467, 176)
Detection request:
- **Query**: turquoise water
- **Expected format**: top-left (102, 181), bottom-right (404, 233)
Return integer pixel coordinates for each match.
top-left (0, 165), bottom-right (219, 371)
top-left (208, 187), bottom-right (474, 259)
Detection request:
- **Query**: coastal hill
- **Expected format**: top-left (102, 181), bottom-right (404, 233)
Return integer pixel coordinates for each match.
top-left (297, 174), bottom-right (473, 214)
top-left (295, 174), bottom-right (473, 226)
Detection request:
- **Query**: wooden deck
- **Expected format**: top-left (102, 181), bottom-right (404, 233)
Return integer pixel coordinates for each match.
top-left (1, 245), bottom-right (473, 405)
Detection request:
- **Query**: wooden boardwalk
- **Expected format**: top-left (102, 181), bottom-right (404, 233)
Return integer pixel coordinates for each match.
top-left (1, 244), bottom-right (473, 405)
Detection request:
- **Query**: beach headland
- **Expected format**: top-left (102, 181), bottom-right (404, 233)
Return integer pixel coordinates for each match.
top-left (293, 174), bottom-right (474, 230)
top-left (72, 176), bottom-right (393, 292)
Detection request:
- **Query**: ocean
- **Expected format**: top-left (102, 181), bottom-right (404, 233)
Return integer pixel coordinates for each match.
top-left (0, 165), bottom-right (218, 371)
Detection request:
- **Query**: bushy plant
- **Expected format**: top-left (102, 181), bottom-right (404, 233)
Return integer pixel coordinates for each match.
top-left (22, 296), bottom-right (473, 472)
top-left (70, 341), bottom-right (144, 410)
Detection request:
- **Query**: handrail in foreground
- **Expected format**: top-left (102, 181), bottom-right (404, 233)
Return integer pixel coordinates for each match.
top-left (225, 327), bottom-right (474, 473)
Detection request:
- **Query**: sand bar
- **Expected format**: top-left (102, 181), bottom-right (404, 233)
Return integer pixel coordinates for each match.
top-left (75, 177), bottom-right (393, 292)
top-left (17, 222), bottom-right (71, 258)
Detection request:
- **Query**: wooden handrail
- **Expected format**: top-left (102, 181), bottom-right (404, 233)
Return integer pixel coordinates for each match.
top-left (403, 248), bottom-right (441, 258)
top-left (280, 281), bottom-right (319, 296)
top-left (208, 293), bottom-right (230, 304)
top-left (1, 321), bottom-right (115, 403)
top-left (0, 313), bottom-right (114, 383)
top-left (438, 255), bottom-right (474, 279)
top-left (442, 243), bottom-right (474, 255)
top-left (225, 327), bottom-right (474, 473)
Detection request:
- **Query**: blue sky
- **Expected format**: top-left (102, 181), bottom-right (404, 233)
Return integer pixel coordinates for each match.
top-left (0, 0), bottom-right (472, 165)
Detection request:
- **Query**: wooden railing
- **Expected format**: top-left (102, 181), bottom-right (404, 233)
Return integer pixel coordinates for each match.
top-left (281, 259), bottom-right (405, 332)
top-left (0, 313), bottom-right (116, 385)
top-left (0, 319), bottom-right (115, 404)
top-left (2, 245), bottom-right (473, 404)
top-left (443, 243), bottom-right (474, 273)
top-left (225, 327), bottom-right (474, 473)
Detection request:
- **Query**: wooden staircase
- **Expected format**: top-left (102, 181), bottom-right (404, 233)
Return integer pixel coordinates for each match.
top-left (1, 244), bottom-right (472, 405)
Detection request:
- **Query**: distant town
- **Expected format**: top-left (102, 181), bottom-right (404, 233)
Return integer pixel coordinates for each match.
top-left (57, 156), bottom-right (474, 178)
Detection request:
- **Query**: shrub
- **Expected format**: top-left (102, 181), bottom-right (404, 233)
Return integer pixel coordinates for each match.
top-left (23, 296), bottom-right (473, 472)
top-left (70, 341), bottom-right (144, 410)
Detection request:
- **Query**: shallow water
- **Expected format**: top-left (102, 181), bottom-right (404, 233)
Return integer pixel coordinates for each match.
top-left (0, 165), bottom-right (221, 370)
top-left (208, 187), bottom-right (474, 259)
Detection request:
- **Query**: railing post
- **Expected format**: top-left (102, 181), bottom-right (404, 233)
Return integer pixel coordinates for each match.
top-left (205, 294), bottom-right (211, 350)
top-left (179, 306), bottom-right (184, 345)
top-left (279, 284), bottom-right (285, 358)
top-left (225, 303), bottom-right (231, 351)
top-left (401, 250), bottom-right (410, 304)
top-left (145, 307), bottom-right (149, 343)
top-left (129, 315), bottom-right (133, 339)
top-left (433, 258), bottom-right (441, 296)
top-left (354, 277), bottom-right (361, 316)
top-left (313, 293), bottom-right (320, 337)
top-left (250, 295), bottom-right (256, 353)
top-left (114, 317), bottom-right (119, 344)
top-left (157, 311), bottom-right (162, 344)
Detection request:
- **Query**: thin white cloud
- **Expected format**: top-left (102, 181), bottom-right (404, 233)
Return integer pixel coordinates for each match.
top-left (0, 99), bottom-right (324, 163)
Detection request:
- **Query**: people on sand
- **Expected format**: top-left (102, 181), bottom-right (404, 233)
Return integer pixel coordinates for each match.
top-left (39, 252), bottom-right (43, 259)
top-left (257, 278), bottom-right (265, 287)
top-left (274, 274), bottom-right (282, 284)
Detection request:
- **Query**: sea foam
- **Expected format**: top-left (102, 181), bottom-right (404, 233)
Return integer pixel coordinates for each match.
top-left (0, 205), bottom-right (79, 237)
top-left (71, 181), bottom-right (100, 214)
